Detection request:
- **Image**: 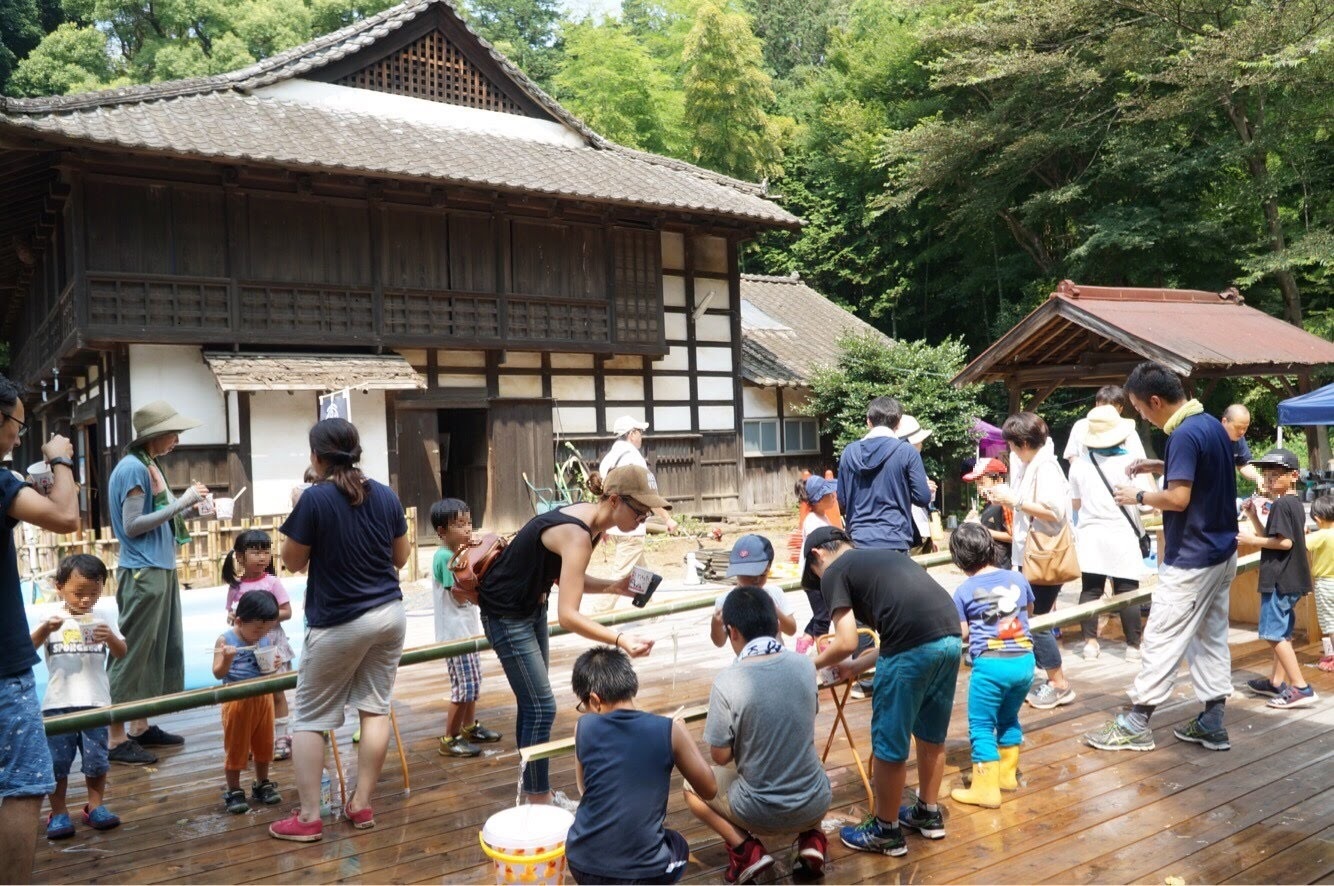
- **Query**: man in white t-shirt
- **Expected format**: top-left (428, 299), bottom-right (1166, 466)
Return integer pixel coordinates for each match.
top-left (594, 416), bottom-right (677, 611)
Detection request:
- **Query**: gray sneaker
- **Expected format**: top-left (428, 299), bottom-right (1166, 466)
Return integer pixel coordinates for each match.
top-left (1172, 717), bottom-right (1230, 751)
top-left (1027, 682), bottom-right (1077, 710)
top-left (1084, 715), bottom-right (1155, 752)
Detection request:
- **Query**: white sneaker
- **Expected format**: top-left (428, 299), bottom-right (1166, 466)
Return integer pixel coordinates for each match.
top-left (1083, 639), bottom-right (1101, 660)
top-left (1125, 646), bottom-right (1142, 663)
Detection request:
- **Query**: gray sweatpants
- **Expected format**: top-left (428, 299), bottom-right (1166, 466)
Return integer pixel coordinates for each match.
top-left (1129, 555), bottom-right (1237, 707)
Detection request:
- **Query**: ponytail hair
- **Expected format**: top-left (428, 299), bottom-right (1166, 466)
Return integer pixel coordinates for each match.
top-left (310, 418), bottom-right (367, 506)
top-left (585, 471), bottom-right (606, 499)
top-left (222, 529), bottom-right (274, 588)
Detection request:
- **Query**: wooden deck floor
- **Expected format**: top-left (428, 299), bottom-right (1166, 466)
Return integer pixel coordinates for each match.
top-left (30, 594), bottom-right (1334, 885)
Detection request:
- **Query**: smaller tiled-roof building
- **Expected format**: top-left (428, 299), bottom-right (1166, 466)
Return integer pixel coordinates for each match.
top-left (738, 274), bottom-right (893, 509)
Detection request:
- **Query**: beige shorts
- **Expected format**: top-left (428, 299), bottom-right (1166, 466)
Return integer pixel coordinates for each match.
top-left (292, 600), bottom-right (406, 732)
top-left (686, 765), bottom-right (824, 837)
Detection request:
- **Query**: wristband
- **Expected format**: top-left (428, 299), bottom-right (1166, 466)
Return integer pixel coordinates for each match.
top-left (1135, 490), bottom-right (1145, 505)
top-left (47, 457), bottom-right (74, 470)
top-left (615, 632), bottom-right (623, 650)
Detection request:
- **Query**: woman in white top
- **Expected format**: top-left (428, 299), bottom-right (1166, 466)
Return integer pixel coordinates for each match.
top-left (988, 412), bottom-right (1075, 711)
top-left (1068, 405), bottom-right (1157, 661)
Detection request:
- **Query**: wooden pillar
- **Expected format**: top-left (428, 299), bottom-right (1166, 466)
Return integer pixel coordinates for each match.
top-left (1006, 379), bottom-right (1023, 415)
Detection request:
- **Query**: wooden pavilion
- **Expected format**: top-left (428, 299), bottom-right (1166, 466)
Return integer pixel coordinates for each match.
top-left (0, 0), bottom-right (800, 533)
top-left (953, 280), bottom-right (1334, 464)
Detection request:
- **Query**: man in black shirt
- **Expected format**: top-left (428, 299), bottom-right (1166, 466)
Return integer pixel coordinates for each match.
top-left (807, 527), bottom-right (962, 858)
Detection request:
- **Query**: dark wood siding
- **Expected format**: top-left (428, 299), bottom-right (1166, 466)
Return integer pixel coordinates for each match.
top-left (245, 195), bottom-right (371, 286)
top-left (487, 399), bottom-right (555, 532)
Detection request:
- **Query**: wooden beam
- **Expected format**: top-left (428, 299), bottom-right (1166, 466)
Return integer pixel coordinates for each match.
top-left (1026, 380), bottom-right (1062, 411)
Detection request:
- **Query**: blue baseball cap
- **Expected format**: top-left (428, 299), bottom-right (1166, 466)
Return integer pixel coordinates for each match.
top-left (805, 476), bottom-right (837, 502)
top-left (727, 534), bottom-right (774, 577)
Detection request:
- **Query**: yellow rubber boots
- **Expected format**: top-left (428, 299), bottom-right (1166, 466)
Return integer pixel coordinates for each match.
top-left (951, 761), bottom-right (1002, 808)
top-left (998, 745), bottom-right (1020, 791)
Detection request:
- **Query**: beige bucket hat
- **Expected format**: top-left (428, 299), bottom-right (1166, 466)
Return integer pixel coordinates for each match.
top-left (131, 400), bottom-right (202, 445)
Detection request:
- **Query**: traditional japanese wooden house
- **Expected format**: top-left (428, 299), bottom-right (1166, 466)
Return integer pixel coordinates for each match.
top-left (0, 0), bottom-right (798, 534)
top-left (737, 273), bottom-right (893, 509)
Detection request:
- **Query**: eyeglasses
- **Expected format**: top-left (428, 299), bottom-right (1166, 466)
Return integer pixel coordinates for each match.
top-left (1, 412), bottom-right (27, 439)
top-left (575, 699), bottom-right (590, 714)
top-left (621, 496), bottom-right (651, 522)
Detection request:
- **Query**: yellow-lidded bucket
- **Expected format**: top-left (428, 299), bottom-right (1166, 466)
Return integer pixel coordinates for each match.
top-left (480, 805), bottom-right (575, 885)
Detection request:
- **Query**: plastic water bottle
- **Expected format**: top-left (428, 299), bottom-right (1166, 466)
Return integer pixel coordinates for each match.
top-left (320, 770), bottom-right (333, 816)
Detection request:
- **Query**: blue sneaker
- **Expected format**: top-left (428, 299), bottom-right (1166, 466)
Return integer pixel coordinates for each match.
top-left (46, 812), bottom-right (75, 840)
top-left (82, 804), bottom-right (121, 830)
top-left (1267, 684), bottom-right (1317, 709)
top-left (840, 815), bottom-right (907, 856)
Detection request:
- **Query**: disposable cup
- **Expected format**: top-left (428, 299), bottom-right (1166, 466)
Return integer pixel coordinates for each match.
top-left (254, 646), bottom-right (277, 673)
top-left (27, 462), bottom-right (54, 495)
top-left (196, 494), bottom-right (216, 516)
top-left (214, 497), bottom-right (235, 520)
top-left (80, 623), bottom-right (101, 644)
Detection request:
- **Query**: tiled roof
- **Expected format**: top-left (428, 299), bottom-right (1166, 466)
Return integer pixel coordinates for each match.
top-left (954, 280), bottom-right (1334, 384)
top-left (203, 352), bottom-right (426, 391)
top-left (0, 0), bottom-right (797, 228)
top-left (739, 274), bottom-right (892, 387)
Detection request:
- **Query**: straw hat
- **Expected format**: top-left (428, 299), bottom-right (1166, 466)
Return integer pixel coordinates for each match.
top-left (896, 414), bottom-right (932, 445)
top-left (1082, 405), bottom-right (1136, 449)
top-left (131, 400), bottom-right (201, 445)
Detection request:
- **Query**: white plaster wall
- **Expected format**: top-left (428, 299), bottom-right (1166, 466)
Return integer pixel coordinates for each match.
top-left (498, 375), bottom-right (543, 398)
top-left (552, 376), bottom-right (595, 400)
top-left (662, 232), bottom-right (685, 270)
top-left (653, 376), bottom-right (692, 401)
top-left (248, 391), bottom-right (317, 515)
top-left (551, 354), bottom-right (594, 370)
top-left (696, 314), bottom-right (732, 342)
top-left (129, 345), bottom-right (228, 445)
top-left (663, 276), bottom-right (686, 308)
top-left (696, 347), bottom-right (733, 372)
top-left (743, 387), bottom-right (779, 419)
top-left (604, 407), bottom-right (648, 432)
top-left (652, 346), bottom-right (690, 372)
top-left (504, 352), bottom-right (543, 369)
top-left (439, 373), bottom-right (488, 389)
top-left (555, 406), bottom-right (597, 434)
top-left (605, 376), bottom-right (645, 401)
top-left (698, 377), bottom-right (734, 401)
top-left (664, 314), bottom-right (688, 341)
top-left (437, 350), bottom-right (486, 368)
top-left (655, 406), bottom-right (692, 432)
top-left (699, 405), bottom-right (735, 431)
top-left (694, 236), bottom-right (728, 273)
top-left (248, 390), bottom-right (389, 515)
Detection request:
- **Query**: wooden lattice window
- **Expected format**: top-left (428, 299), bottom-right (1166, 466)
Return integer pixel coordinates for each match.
top-left (612, 227), bottom-right (664, 346)
top-left (335, 30), bottom-right (525, 114)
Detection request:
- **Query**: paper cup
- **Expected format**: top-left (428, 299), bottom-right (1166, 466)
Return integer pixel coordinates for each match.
top-left (214, 497), bottom-right (235, 520)
top-left (196, 494), bottom-right (215, 516)
top-left (80, 623), bottom-right (102, 644)
top-left (27, 462), bottom-right (54, 495)
top-left (254, 646), bottom-right (277, 673)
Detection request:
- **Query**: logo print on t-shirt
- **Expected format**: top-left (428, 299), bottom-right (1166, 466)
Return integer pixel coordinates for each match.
top-left (975, 582), bottom-right (1025, 641)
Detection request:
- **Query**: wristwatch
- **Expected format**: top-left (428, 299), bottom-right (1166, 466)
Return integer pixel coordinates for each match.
top-left (1135, 490), bottom-right (1145, 505)
top-left (47, 457), bottom-right (74, 470)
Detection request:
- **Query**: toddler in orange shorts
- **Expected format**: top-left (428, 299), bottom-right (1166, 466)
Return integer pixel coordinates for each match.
top-left (212, 590), bottom-right (283, 814)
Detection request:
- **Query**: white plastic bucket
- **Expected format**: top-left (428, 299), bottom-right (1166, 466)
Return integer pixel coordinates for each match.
top-left (480, 805), bottom-right (574, 885)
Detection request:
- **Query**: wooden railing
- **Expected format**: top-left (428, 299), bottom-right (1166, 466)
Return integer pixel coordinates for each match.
top-left (20, 507), bottom-right (420, 590)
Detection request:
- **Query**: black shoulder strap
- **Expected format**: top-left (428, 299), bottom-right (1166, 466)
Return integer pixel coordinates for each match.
top-left (1089, 455), bottom-right (1147, 541)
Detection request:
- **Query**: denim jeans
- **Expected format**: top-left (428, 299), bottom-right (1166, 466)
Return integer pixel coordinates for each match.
top-left (1029, 583), bottom-right (1063, 672)
top-left (482, 605), bottom-right (555, 795)
top-left (967, 653), bottom-right (1035, 762)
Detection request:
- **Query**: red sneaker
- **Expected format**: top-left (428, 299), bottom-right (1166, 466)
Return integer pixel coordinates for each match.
top-left (725, 837), bottom-right (773, 884)
top-left (345, 805), bottom-right (374, 829)
top-left (796, 828), bottom-right (828, 876)
top-left (269, 810), bottom-right (323, 842)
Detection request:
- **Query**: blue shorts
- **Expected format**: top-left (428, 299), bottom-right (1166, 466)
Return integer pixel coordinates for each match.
top-left (45, 707), bottom-right (110, 780)
top-left (871, 635), bottom-right (962, 763)
top-left (0, 670), bottom-right (57, 798)
top-left (1258, 590), bottom-right (1303, 642)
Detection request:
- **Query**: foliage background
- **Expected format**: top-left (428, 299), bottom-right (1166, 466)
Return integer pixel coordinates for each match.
top-left (3, 0), bottom-right (1330, 471)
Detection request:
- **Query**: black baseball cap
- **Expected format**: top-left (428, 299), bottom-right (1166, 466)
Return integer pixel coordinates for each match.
top-left (1250, 448), bottom-right (1300, 472)
top-left (800, 525), bottom-right (852, 590)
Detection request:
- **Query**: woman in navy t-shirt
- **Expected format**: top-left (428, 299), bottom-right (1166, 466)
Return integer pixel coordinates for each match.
top-left (270, 419), bottom-right (410, 843)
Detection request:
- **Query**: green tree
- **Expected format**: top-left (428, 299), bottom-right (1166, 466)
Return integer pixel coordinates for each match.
top-left (552, 19), bottom-right (682, 154)
top-left (681, 0), bottom-right (785, 179)
top-left (456, 0), bottom-right (563, 88)
top-left (8, 0), bottom-right (397, 95)
top-left (742, 0), bottom-right (850, 79)
top-left (803, 332), bottom-right (985, 478)
top-left (1, 0), bottom-right (63, 94)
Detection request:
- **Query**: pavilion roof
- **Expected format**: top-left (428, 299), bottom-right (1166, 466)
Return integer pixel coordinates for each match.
top-left (953, 281), bottom-right (1334, 387)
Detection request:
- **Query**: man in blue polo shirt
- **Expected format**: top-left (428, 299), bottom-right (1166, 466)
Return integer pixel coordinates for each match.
top-left (1085, 362), bottom-right (1238, 753)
